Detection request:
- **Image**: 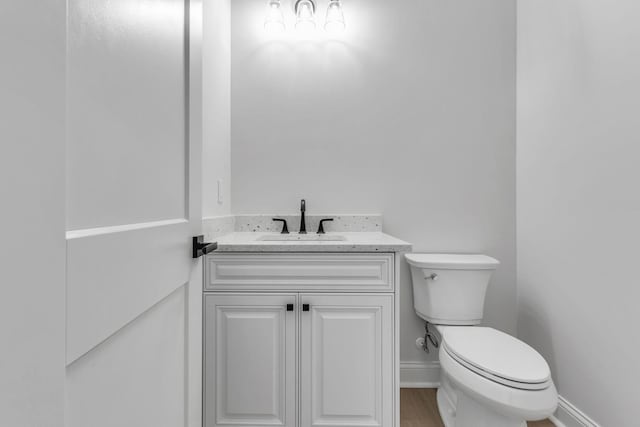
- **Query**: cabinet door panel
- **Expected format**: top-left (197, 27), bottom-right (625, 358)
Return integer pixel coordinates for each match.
top-left (204, 294), bottom-right (297, 427)
top-left (300, 294), bottom-right (393, 427)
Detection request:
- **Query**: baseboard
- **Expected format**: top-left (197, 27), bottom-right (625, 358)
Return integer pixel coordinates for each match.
top-left (550, 396), bottom-right (600, 427)
top-left (400, 361), bottom-right (441, 388)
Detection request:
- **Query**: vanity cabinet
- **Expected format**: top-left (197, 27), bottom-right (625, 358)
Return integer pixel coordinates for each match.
top-left (204, 253), bottom-right (397, 427)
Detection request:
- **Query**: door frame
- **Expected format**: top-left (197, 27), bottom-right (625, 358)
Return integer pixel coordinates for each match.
top-left (187, 1), bottom-right (204, 426)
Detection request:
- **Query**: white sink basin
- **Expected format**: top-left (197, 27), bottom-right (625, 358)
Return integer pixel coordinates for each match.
top-left (257, 234), bottom-right (347, 242)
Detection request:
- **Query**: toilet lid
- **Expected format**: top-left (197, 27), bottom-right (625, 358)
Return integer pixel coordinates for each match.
top-left (404, 253), bottom-right (500, 270)
top-left (442, 327), bottom-right (552, 390)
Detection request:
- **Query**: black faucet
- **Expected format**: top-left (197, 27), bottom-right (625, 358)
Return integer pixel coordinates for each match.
top-left (299, 199), bottom-right (306, 234)
top-left (272, 218), bottom-right (289, 234)
top-left (317, 218), bottom-right (334, 234)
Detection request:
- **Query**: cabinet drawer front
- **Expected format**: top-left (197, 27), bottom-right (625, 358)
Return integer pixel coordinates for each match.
top-left (206, 253), bottom-right (394, 292)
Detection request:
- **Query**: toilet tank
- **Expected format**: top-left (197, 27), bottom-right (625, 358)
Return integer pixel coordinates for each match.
top-left (405, 254), bottom-right (500, 325)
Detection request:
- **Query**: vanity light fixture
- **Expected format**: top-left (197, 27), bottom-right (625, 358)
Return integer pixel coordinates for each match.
top-left (324, 0), bottom-right (345, 33)
top-left (264, 0), bottom-right (285, 33)
top-left (264, 0), bottom-right (346, 34)
top-left (295, 0), bottom-right (316, 31)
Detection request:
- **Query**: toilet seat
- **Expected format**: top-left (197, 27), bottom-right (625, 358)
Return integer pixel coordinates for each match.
top-left (440, 327), bottom-right (552, 391)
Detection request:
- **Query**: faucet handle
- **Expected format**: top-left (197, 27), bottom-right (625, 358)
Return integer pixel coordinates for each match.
top-left (272, 218), bottom-right (289, 234)
top-left (317, 218), bottom-right (334, 234)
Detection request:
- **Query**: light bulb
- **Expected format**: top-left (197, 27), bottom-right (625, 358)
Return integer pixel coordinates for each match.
top-left (264, 0), bottom-right (285, 33)
top-left (295, 0), bottom-right (316, 31)
top-left (325, 0), bottom-right (345, 33)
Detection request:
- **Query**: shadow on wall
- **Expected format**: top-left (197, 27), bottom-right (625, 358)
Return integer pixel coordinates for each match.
top-left (519, 294), bottom-right (608, 408)
top-left (517, 299), bottom-right (557, 378)
top-left (246, 40), bottom-right (370, 85)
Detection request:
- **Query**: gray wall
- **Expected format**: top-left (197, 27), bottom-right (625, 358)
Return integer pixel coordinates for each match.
top-left (230, 0), bottom-right (517, 365)
top-left (517, 1), bottom-right (640, 424)
top-left (0, 0), bottom-right (66, 425)
top-left (203, 0), bottom-right (231, 218)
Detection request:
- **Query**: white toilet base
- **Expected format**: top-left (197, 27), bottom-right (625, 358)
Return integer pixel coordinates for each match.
top-left (436, 384), bottom-right (456, 427)
top-left (437, 374), bottom-right (526, 427)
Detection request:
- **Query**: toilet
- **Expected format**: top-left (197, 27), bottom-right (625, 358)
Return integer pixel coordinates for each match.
top-left (405, 253), bottom-right (558, 427)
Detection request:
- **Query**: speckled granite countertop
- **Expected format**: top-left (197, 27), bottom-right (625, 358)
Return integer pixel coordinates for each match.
top-left (214, 232), bottom-right (412, 253)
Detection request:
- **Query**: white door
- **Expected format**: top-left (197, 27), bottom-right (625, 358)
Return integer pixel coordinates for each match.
top-left (204, 294), bottom-right (297, 427)
top-left (300, 294), bottom-right (394, 427)
top-left (65, 1), bottom-right (205, 427)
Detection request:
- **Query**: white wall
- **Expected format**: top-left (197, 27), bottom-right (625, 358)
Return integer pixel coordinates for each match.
top-left (231, 0), bottom-right (517, 364)
top-left (517, 1), bottom-right (640, 424)
top-left (203, 0), bottom-right (231, 217)
top-left (0, 0), bottom-right (66, 425)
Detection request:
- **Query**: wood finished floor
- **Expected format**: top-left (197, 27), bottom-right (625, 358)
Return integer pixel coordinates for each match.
top-left (400, 389), bottom-right (555, 427)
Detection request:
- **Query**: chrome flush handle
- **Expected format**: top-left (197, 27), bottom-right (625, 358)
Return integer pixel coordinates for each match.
top-left (425, 273), bottom-right (438, 281)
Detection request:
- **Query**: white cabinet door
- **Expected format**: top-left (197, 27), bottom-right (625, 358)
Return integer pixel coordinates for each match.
top-left (205, 294), bottom-right (297, 427)
top-left (300, 294), bottom-right (394, 427)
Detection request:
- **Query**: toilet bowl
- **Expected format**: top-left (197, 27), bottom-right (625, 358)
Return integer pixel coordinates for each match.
top-left (405, 254), bottom-right (558, 427)
top-left (435, 325), bottom-right (557, 427)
